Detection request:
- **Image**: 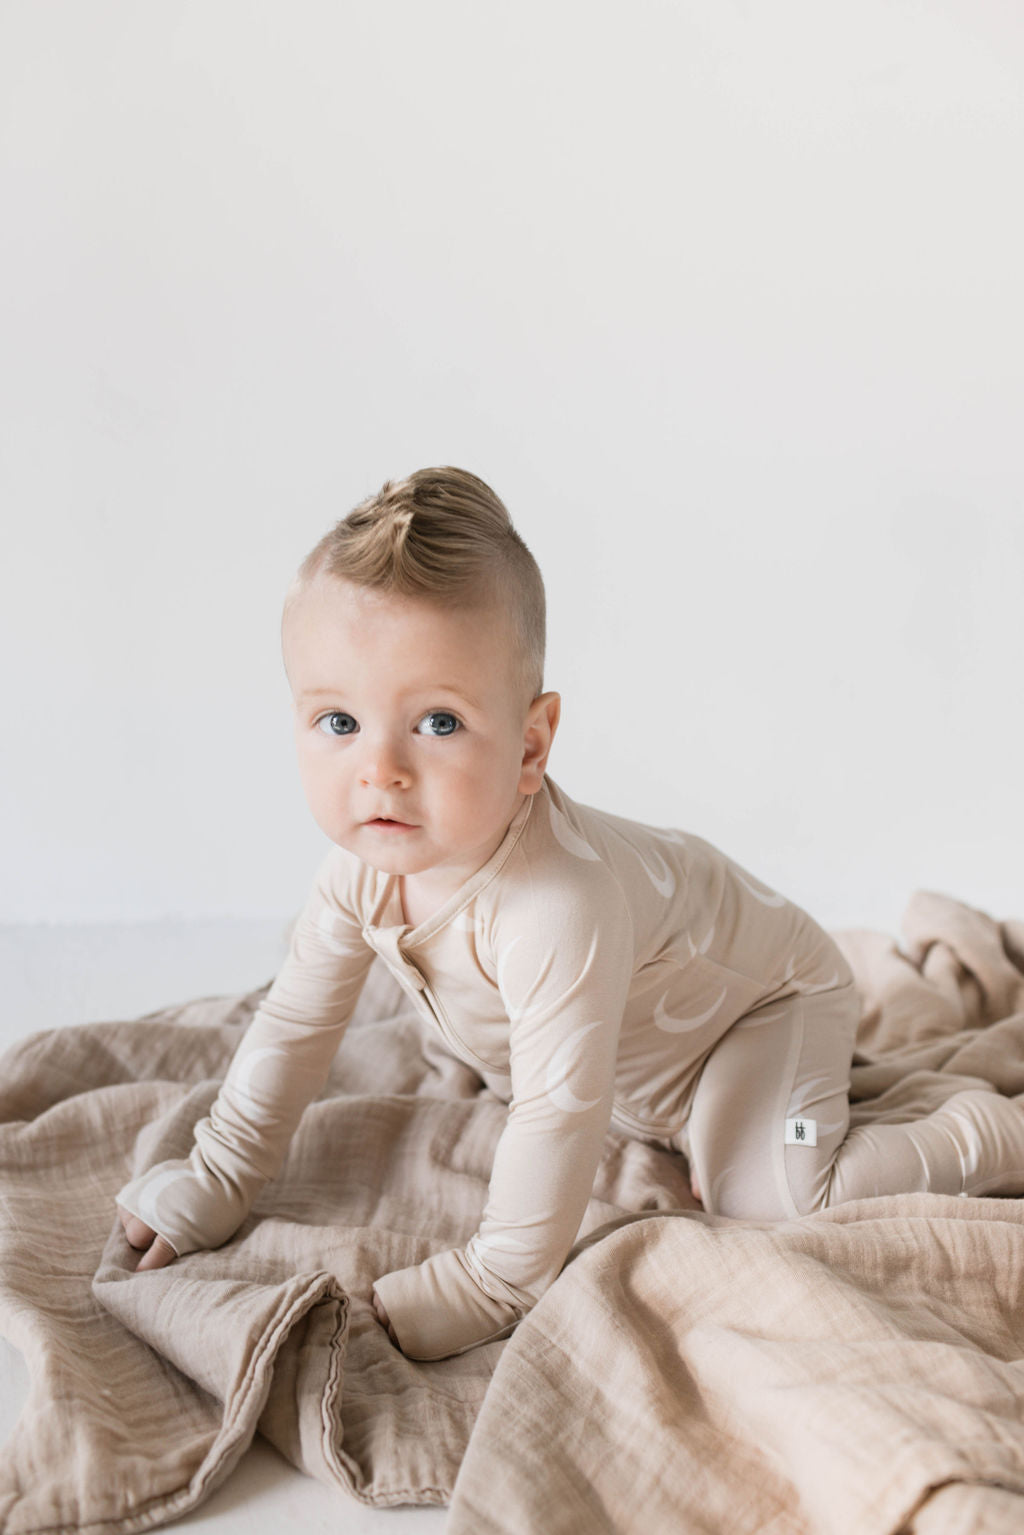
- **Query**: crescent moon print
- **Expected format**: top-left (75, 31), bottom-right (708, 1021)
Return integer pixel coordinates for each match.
top-left (787, 1076), bottom-right (848, 1141)
top-left (786, 1103), bottom-right (848, 1142)
top-left (545, 1021), bottom-right (606, 1113)
top-left (814, 1118), bottom-right (848, 1138)
top-left (686, 925), bottom-right (716, 959)
top-left (791, 1074), bottom-right (842, 1108)
top-left (783, 955), bottom-right (840, 994)
top-left (791, 972), bottom-right (841, 995)
top-left (547, 801), bottom-right (601, 860)
top-left (226, 1046), bottom-right (291, 1124)
top-left (133, 1167), bottom-right (192, 1233)
top-left (735, 873), bottom-right (787, 908)
top-left (633, 846), bottom-right (675, 898)
top-left (654, 986), bottom-right (728, 1033)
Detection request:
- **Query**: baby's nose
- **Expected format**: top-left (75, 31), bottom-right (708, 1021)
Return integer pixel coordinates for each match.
top-left (358, 737), bottom-right (411, 788)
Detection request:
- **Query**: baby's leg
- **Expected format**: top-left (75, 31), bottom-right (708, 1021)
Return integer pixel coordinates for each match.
top-left (685, 985), bottom-right (858, 1219)
top-left (686, 984), bottom-right (1024, 1220)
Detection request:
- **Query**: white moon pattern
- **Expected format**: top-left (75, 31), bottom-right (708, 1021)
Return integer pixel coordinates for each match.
top-left (814, 1118), bottom-right (848, 1139)
top-left (786, 1076), bottom-right (848, 1142)
top-left (790, 1074), bottom-right (838, 1109)
top-left (782, 954), bottom-right (840, 994)
top-left (654, 986), bottom-right (728, 1033)
top-left (686, 925), bottom-right (715, 959)
top-left (545, 1021), bottom-right (606, 1113)
top-left (133, 1167), bottom-right (193, 1235)
top-left (792, 972), bottom-right (840, 996)
top-left (633, 846), bottom-right (675, 898)
top-left (735, 873), bottom-right (787, 908)
top-left (226, 1046), bottom-right (291, 1124)
top-left (547, 801), bottom-right (601, 860)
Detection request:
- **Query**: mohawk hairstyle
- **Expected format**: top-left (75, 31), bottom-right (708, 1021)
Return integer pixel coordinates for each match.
top-left (284, 467), bottom-right (546, 703)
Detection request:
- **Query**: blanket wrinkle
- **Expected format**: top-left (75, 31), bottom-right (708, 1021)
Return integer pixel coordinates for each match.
top-left (836, 892), bottom-right (1024, 1058)
top-left (2, 892), bottom-right (1024, 1534)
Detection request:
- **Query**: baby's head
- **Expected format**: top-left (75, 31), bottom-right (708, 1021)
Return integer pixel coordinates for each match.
top-left (281, 468), bottom-right (560, 893)
top-left (284, 466), bottom-right (545, 710)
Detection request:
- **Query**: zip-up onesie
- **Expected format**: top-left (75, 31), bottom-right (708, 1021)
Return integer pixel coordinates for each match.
top-left (117, 776), bottom-right (1022, 1359)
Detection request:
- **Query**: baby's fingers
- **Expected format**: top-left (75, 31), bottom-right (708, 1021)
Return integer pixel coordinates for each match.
top-left (135, 1234), bottom-right (178, 1271)
top-left (116, 1205), bottom-right (178, 1270)
top-left (118, 1206), bottom-right (157, 1250)
top-left (372, 1289), bottom-right (400, 1347)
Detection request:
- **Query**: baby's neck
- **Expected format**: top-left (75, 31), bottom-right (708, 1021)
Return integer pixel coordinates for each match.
top-left (397, 794), bottom-right (530, 929)
top-left (399, 875), bottom-right (450, 931)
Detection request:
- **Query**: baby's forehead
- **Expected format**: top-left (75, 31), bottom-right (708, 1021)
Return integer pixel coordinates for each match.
top-left (285, 574), bottom-right (524, 696)
top-left (295, 572), bottom-right (504, 633)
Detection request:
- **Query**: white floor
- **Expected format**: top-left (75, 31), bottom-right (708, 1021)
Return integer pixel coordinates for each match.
top-left (0, 921), bottom-right (447, 1533)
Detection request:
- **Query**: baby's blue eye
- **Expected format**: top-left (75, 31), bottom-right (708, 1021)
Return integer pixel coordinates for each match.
top-left (416, 711), bottom-right (460, 737)
top-left (316, 712), bottom-right (358, 737)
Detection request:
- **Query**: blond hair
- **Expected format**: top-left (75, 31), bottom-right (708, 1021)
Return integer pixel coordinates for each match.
top-left (285, 467), bottom-right (546, 702)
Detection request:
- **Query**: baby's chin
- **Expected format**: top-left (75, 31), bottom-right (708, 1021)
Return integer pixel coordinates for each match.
top-left (330, 823), bottom-right (433, 872)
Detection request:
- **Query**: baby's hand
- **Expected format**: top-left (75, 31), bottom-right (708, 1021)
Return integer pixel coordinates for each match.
top-left (117, 1205), bottom-right (178, 1272)
top-left (372, 1288), bottom-right (400, 1347)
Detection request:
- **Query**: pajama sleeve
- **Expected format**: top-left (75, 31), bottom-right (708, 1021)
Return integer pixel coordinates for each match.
top-left (115, 848), bottom-right (375, 1257)
top-left (373, 874), bottom-right (634, 1359)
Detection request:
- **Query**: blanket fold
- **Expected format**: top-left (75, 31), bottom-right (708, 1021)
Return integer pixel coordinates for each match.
top-left (3, 891), bottom-right (1024, 1533)
top-left (447, 1198), bottom-right (1024, 1535)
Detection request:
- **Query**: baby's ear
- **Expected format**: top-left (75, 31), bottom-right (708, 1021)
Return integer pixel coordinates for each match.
top-left (519, 692), bottom-right (561, 793)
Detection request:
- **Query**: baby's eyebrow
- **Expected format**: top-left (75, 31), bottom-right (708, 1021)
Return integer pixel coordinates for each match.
top-left (297, 683), bottom-right (482, 709)
top-left (427, 684), bottom-right (481, 710)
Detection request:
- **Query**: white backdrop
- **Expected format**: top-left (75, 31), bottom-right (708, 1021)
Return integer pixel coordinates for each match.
top-left (2, 0), bottom-right (1022, 935)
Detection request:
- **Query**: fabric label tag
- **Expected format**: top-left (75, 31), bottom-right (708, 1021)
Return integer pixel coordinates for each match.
top-left (784, 1117), bottom-right (818, 1147)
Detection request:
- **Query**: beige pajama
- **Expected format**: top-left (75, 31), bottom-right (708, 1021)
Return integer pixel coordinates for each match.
top-left (681, 982), bottom-right (862, 1220)
top-left (117, 776), bottom-right (1024, 1360)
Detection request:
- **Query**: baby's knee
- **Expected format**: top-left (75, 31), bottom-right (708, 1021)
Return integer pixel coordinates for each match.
top-left (704, 1150), bottom-right (833, 1221)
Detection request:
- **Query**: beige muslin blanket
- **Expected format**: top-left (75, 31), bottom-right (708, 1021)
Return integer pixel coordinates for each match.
top-left (2, 891), bottom-right (1024, 1534)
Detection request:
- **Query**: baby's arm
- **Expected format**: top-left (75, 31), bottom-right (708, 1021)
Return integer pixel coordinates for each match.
top-left (373, 881), bottom-right (634, 1358)
top-left (115, 850), bottom-right (375, 1267)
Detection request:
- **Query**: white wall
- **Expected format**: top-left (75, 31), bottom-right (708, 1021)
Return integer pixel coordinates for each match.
top-left (2, 0), bottom-right (1022, 935)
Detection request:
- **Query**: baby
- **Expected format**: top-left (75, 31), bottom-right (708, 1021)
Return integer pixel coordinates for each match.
top-left (117, 466), bottom-right (1024, 1360)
